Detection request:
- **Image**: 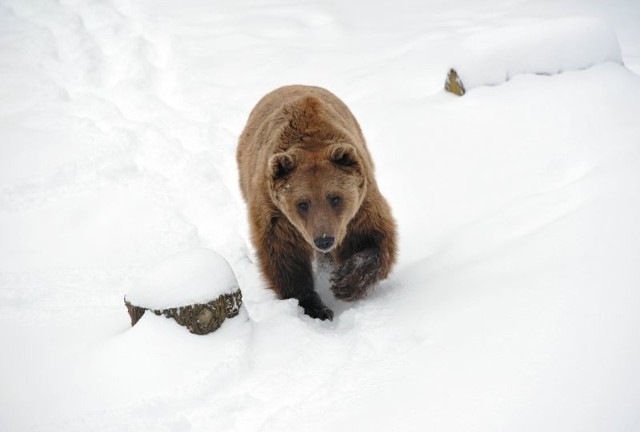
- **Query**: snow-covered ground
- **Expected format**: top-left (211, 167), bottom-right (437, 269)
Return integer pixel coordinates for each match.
top-left (2, 0), bottom-right (640, 431)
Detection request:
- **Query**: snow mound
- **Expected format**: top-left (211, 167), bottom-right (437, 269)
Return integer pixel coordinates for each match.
top-left (448, 17), bottom-right (623, 93)
top-left (125, 248), bottom-right (239, 310)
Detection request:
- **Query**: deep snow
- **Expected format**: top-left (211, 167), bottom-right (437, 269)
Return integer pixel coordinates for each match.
top-left (1, 0), bottom-right (640, 431)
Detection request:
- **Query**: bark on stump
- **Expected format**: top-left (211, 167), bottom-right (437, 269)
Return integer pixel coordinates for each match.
top-left (124, 290), bottom-right (243, 335)
top-left (445, 68), bottom-right (466, 96)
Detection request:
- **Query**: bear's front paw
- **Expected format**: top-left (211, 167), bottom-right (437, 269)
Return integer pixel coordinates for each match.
top-left (298, 293), bottom-right (334, 321)
top-left (330, 249), bottom-right (381, 302)
top-left (306, 304), bottom-right (334, 321)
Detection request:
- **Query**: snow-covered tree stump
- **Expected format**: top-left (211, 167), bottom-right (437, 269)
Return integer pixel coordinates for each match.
top-left (444, 18), bottom-right (622, 96)
top-left (124, 248), bottom-right (243, 335)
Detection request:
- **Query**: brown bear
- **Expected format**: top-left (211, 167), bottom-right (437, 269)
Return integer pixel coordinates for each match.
top-left (237, 85), bottom-right (397, 320)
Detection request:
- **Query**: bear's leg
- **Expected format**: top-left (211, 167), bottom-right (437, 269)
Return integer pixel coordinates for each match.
top-left (276, 253), bottom-right (333, 320)
top-left (331, 230), bottom-right (396, 302)
top-left (256, 219), bottom-right (334, 320)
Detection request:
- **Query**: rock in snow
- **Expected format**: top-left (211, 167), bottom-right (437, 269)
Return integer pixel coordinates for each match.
top-left (125, 248), bottom-right (242, 334)
top-left (445, 17), bottom-right (623, 95)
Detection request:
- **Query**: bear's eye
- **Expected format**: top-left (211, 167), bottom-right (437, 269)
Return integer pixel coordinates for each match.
top-left (329, 195), bottom-right (341, 208)
top-left (297, 201), bottom-right (310, 213)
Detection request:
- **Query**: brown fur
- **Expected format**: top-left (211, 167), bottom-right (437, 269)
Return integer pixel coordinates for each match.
top-left (237, 85), bottom-right (397, 320)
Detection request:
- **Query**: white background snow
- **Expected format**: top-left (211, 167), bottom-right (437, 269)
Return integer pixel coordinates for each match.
top-left (1, 0), bottom-right (640, 431)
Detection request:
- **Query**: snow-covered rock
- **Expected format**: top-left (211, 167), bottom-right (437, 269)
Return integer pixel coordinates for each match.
top-left (446, 17), bottom-right (623, 94)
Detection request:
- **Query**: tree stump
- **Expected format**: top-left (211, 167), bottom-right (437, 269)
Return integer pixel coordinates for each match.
top-left (124, 290), bottom-right (242, 335)
top-left (444, 18), bottom-right (623, 97)
top-left (124, 248), bottom-right (244, 335)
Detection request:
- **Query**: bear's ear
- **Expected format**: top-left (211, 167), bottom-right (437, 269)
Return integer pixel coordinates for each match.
top-left (268, 152), bottom-right (296, 180)
top-left (329, 144), bottom-right (359, 168)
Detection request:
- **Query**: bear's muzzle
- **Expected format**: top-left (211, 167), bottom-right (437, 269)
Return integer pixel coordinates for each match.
top-left (314, 235), bottom-right (335, 251)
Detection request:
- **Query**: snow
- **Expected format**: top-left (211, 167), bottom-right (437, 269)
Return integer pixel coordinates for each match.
top-left (125, 247), bottom-right (239, 310)
top-left (450, 17), bottom-right (623, 92)
top-left (1, 0), bottom-right (640, 431)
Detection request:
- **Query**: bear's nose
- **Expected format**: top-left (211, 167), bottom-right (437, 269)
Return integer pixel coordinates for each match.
top-left (314, 236), bottom-right (335, 251)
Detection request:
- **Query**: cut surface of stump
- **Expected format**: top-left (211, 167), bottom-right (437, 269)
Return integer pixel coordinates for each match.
top-left (125, 248), bottom-right (243, 335)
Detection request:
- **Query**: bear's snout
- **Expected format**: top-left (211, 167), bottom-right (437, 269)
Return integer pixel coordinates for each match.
top-left (314, 235), bottom-right (335, 251)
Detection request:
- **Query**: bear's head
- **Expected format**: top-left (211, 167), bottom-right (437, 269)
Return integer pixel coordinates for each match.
top-left (268, 143), bottom-right (367, 253)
